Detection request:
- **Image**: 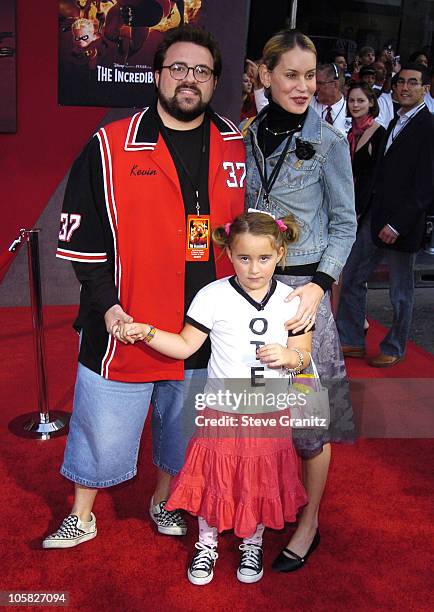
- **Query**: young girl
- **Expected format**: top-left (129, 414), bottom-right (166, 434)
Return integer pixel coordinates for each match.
top-left (117, 212), bottom-right (312, 585)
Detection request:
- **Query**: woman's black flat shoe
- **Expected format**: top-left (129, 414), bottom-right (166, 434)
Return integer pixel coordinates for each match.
top-left (272, 529), bottom-right (320, 572)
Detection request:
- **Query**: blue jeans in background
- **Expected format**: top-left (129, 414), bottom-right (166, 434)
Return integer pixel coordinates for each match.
top-left (336, 215), bottom-right (417, 358)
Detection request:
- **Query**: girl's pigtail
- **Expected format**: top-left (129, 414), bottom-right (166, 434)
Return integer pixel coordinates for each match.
top-left (212, 225), bottom-right (230, 250)
top-left (281, 214), bottom-right (299, 244)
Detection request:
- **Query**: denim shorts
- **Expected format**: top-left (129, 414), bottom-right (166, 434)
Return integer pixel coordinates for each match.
top-left (61, 363), bottom-right (207, 488)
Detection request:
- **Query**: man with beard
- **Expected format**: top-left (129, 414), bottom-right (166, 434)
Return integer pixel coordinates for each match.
top-left (44, 25), bottom-right (245, 549)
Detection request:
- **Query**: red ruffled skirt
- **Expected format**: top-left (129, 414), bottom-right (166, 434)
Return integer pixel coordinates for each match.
top-left (165, 409), bottom-right (307, 538)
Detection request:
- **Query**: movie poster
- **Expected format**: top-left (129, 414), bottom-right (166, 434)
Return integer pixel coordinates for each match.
top-left (58, 0), bottom-right (206, 107)
top-left (0, 0), bottom-right (16, 132)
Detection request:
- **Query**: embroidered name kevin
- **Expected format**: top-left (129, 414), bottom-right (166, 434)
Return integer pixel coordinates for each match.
top-left (130, 164), bottom-right (157, 176)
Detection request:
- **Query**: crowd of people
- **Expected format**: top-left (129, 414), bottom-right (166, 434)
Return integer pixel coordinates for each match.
top-left (43, 23), bottom-right (433, 589)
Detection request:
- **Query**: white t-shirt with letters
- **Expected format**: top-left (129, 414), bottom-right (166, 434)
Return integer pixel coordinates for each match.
top-left (186, 276), bottom-right (300, 381)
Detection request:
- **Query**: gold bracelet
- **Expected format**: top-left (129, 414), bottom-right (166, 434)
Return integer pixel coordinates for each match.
top-left (282, 347), bottom-right (304, 377)
top-left (143, 325), bottom-right (156, 344)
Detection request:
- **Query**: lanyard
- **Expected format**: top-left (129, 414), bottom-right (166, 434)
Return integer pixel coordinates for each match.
top-left (250, 127), bottom-right (296, 206)
top-left (160, 119), bottom-right (207, 216)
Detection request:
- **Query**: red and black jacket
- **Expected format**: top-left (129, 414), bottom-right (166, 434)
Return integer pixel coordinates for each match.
top-left (57, 106), bottom-right (246, 382)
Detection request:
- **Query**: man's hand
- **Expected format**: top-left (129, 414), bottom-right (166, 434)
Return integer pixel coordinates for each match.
top-left (284, 283), bottom-right (324, 334)
top-left (104, 304), bottom-right (133, 344)
top-left (378, 225), bottom-right (398, 244)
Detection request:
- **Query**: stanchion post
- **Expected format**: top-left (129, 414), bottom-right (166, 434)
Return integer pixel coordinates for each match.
top-left (26, 229), bottom-right (50, 418)
top-left (289, 0), bottom-right (298, 28)
top-left (8, 228), bottom-right (69, 439)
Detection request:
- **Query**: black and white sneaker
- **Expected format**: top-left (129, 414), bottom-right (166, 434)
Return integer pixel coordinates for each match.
top-left (237, 543), bottom-right (263, 583)
top-left (187, 542), bottom-right (219, 586)
top-left (42, 513), bottom-right (97, 549)
top-left (149, 498), bottom-right (187, 536)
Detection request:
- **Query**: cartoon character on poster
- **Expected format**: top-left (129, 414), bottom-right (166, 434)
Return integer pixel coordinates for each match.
top-left (71, 18), bottom-right (108, 69)
top-left (58, 0), bottom-right (203, 105)
top-left (104, 1), bottom-right (165, 59)
top-left (60, 1), bottom-right (200, 59)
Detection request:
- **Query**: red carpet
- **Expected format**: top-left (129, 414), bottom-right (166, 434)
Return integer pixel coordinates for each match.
top-left (1, 307), bottom-right (433, 611)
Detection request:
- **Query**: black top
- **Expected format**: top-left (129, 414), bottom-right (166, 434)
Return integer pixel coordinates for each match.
top-left (351, 124), bottom-right (386, 219)
top-left (161, 117), bottom-right (215, 370)
top-left (258, 99), bottom-right (308, 157)
top-left (257, 100), bottom-right (334, 293)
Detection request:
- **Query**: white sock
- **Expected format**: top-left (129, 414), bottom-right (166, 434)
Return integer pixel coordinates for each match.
top-left (198, 516), bottom-right (218, 548)
top-left (242, 524), bottom-right (265, 547)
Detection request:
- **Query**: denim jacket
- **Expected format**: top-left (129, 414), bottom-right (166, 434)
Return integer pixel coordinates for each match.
top-left (244, 106), bottom-right (356, 280)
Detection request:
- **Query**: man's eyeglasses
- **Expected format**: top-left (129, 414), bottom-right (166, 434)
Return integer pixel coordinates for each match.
top-left (396, 78), bottom-right (422, 88)
top-left (162, 63), bottom-right (214, 83)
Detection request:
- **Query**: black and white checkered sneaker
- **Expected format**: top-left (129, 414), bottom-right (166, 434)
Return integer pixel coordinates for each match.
top-left (42, 513), bottom-right (97, 549)
top-left (187, 542), bottom-right (219, 586)
top-left (237, 543), bottom-right (264, 583)
top-left (149, 498), bottom-right (187, 536)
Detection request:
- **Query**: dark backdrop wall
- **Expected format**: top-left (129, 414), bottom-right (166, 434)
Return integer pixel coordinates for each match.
top-left (246, 0), bottom-right (291, 60)
top-left (247, 0), bottom-right (434, 66)
top-left (0, 0), bottom-right (250, 306)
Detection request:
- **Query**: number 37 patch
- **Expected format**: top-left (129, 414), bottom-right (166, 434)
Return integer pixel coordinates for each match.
top-left (223, 161), bottom-right (246, 188)
top-left (58, 213), bottom-right (81, 242)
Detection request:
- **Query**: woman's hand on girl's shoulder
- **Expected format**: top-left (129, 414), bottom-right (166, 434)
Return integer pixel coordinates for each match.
top-left (284, 282), bottom-right (324, 334)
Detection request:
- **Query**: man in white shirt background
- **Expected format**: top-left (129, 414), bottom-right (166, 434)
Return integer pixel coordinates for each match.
top-left (376, 71), bottom-right (407, 129)
top-left (310, 63), bottom-right (349, 135)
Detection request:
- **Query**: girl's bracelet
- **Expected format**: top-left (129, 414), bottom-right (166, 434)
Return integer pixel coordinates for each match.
top-left (282, 347), bottom-right (304, 377)
top-left (143, 325), bottom-right (156, 344)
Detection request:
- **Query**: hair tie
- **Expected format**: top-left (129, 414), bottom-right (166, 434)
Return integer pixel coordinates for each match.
top-left (276, 219), bottom-right (287, 232)
top-left (224, 222), bottom-right (231, 236)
